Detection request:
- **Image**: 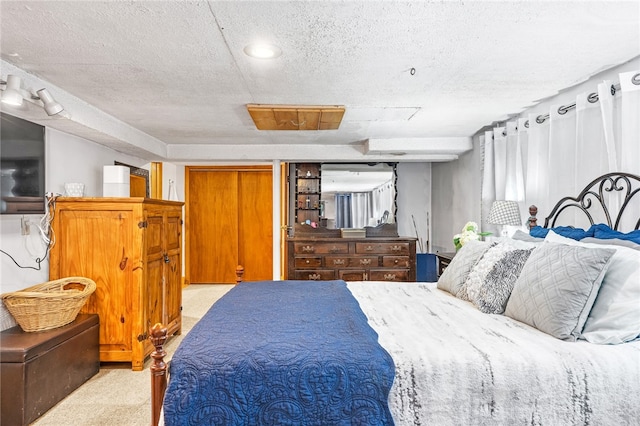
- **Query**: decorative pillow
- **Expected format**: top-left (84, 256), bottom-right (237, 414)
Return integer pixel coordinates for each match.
top-left (529, 225), bottom-right (594, 240)
top-left (511, 230), bottom-right (544, 243)
top-left (580, 237), bottom-right (640, 251)
top-left (436, 240), bottom-right (492, 296)
top-left (592, 223), bottom-right (640, 244)
top-left (545, 231), bottom-right (640, 344)
top-left (471, 248), bottom-right (534, 314)
top-left (463, 241), bottom-right (520, 302)
top-left (504, 242), bottom-right (615, 341)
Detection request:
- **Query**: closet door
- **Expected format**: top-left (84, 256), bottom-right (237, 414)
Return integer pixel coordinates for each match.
top-left (238, 169), bottom-right (273, 281)
top-left (187, 167), bottom-right (272, 284)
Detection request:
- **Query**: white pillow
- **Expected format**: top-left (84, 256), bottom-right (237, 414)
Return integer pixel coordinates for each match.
top-left (544, 231), bottom-right (640, 344)
top-left (436, 240), bottom-right (492, 297)
top-left (464, 240), bottom-right (527, 302)
top-left (504, 242), bottom-right (615, 341)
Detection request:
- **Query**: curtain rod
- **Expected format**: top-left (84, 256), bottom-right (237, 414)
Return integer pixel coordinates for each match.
top-left (521, 72), bottom-right (640, 128)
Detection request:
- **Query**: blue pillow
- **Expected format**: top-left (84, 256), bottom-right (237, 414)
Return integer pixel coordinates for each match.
top-left (529, 225), bottom-right (594, 240)
top-left (592, 223), bottom-right (640, 244)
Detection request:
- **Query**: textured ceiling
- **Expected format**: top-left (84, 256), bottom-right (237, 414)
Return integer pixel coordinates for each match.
top-left (0, 1), bottom-right (639, 162)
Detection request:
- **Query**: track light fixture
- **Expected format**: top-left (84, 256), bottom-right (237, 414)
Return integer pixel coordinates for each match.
top-left (1, 74), bottom-right (68, 117)
top-left (36, 88), bottom-right (64, 116)
top-left (1, 75), bottom-right (24, 106)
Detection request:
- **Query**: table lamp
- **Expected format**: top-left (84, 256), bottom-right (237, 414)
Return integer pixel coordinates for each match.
top-left (488, 200), bottom-right (522, 237)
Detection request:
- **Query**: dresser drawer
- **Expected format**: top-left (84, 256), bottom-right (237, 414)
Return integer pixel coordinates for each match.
top-left (293, 270), bottom-right (337, 280)
top-left (369, 269), bottom-right (410, 282)
top-left (325, 256), bottom-right (380, 268)
top-left (294, 242), bottom-right (349, 254)
top-left (325, 256), bottom-right (350, 268)
top-left (294, 257), bottom-right (323, 268)
top-left (349, 256), bottom-right (379, 268)
top-left (339, 270), bottom-right (367, 281)
top-left (382, 256), bottom-right (410, 268)
top-left (355, 242), bottom-right (410, 255)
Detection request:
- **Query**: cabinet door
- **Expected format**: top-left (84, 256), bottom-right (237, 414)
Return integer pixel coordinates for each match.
top-left (145, 215), bottom-right (164, 327)
top-left (164, 211), bottom-right (182, 331)
top-left (56, 209), bottom-right (135, 357)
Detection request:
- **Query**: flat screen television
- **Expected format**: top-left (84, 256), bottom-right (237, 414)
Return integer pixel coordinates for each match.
top-left (0, 112), bottom-right (46, 215)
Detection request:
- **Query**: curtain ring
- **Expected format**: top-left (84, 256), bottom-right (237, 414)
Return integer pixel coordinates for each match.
top-left (524, 120), bottom-right (530, 128)
top-left (587, 92), bottom-right (599, 103)
top-left (536, 115), bottom-right (547, 124)
top-left (632, 72), bottom-right (640, 86)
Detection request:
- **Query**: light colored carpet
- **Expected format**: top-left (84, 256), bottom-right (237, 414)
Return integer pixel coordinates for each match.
top-left (31, 284), bottom-right (234, 426)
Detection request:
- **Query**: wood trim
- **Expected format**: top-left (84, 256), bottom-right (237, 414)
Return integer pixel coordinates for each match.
top-left (151, 162), bottom-right (163, 199)
top-left (184, 167), bottom-right (192, 287)
top-left (280, 162), bottom-right (289, 280)
top-left (187, 165), bottom-right (272, 172)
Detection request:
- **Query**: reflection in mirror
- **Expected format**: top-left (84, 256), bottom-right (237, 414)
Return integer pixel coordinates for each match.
top-left (321, 163), bottom-right (395, 229)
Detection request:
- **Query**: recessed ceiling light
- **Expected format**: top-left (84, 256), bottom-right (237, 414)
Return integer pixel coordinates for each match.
top-left (243, 43), bottom-right (282, 59)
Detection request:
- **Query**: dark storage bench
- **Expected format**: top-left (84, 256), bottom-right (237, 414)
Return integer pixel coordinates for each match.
top-left (0, 313), bottom-right (100, 426)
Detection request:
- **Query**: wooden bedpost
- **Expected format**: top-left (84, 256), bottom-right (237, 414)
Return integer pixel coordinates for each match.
top-left (150, 323), bottom-right (168, 426)
top-left (236, 265), bottom-right (244, 284)
top-left (527, 205), bottom-right (538, 229)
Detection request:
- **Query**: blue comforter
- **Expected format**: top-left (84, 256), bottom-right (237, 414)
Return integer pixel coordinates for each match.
top-left (163, 280), bottom-right (395, 425)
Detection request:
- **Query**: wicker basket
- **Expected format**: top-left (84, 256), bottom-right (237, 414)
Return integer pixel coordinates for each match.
top-left (1, 277), bottom-right (96, 332)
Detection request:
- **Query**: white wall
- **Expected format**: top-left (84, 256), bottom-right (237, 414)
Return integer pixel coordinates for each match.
top-left (1, 126), bottom-right (148, 329)
top-left (431, 140), bottom-right (483, 253)
top-left (396, 162), bottom-right (432, 253)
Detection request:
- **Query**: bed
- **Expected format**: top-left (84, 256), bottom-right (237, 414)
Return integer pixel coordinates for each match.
top-left (150, 172), bottom-right (640, 425)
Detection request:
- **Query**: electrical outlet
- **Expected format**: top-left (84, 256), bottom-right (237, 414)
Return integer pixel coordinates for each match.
top-left (21, 217), bottom-right (30, 235)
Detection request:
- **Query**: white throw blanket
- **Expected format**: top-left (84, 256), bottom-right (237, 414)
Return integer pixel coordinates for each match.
top-left (348, 281), bottom-right (640, 426)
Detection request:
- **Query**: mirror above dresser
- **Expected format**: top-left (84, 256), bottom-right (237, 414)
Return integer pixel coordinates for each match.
top-left (290, 162), bottom-right (398, 238)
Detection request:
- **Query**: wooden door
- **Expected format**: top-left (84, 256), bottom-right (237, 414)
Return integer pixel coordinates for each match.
top-left (238, 170), bottom-right (273, 281)
top-left (187, 167), bottom-right (272, 283)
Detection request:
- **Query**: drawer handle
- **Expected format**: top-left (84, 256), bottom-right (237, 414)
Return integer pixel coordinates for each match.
top-left (302, 245), bottom-right (315, 253)
top-left (309, 273), bottom-right (321, 280)
top-left (384, 273), bottom-right (397, 280)
top-left (365, 246), bottom-right (374, 251)
top-left (391, 245), bottom-right (402, 252)
top-left (305, 259), bottom-right (311, 264)
top-left (333, 259), bottom-right (345, 265)
top-left (360, 259), bottom-right (372, 265)
top-left (394, 259), bottom-right (399, 264)
top-left (329, 246), bottom-right (340, 253)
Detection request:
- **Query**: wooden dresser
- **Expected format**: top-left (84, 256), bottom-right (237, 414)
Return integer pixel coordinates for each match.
top-left (48, 197), bottom-right (183, 371)
top-left (287, 237), bottom-right (416, 282)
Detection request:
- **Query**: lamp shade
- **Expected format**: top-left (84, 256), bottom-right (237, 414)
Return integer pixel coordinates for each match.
top-left (1, 75), bottom-right (24, 106)
top-left (488, 200), bottom-right (522, 226)
top-left (36, 88), bottom-right (64, 116)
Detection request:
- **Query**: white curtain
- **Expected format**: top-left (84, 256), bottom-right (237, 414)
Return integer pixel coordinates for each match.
top-left (481, 124), bottom-right (526, 234)
top-left (350, 192), bottom-right (373, 228)
top-left (371, 180), bottom-right (394, 224)
top-left (482, 70), bottom-right (640, 230)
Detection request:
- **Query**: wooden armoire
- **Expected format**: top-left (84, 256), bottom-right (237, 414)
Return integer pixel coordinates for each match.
top-left (48, 197), bottom-right (183, 371)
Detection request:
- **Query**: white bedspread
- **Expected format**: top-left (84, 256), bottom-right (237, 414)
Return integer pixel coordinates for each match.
top-left (348, 281), bottom-right (640, 426)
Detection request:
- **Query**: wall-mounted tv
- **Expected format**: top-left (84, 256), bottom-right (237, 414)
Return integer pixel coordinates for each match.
top-left (0, 112), bottom-right (46, 215)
